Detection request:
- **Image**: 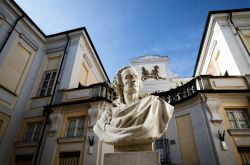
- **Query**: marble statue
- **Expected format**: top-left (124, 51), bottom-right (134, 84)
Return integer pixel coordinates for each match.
top-left (93, 66), bottom-right (173, 146)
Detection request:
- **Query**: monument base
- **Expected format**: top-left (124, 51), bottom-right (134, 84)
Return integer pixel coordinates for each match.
top-left (114, 142), bottom-right (153, 152)
top-left (104, 151), bottom-right (161, 165)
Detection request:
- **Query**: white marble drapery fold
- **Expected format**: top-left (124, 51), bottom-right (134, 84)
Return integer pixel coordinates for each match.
top-left (94, 95), bottom-right (174, 145)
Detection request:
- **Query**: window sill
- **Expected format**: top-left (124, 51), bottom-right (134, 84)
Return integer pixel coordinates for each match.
top-left (31, 95), bottom-right (51, 99)
top-left (57, 137), bottom-right (85, 144)
top-left (15, 141), bottom-right (38, 147)
top-left (228, 129), bottom-right (250, 136)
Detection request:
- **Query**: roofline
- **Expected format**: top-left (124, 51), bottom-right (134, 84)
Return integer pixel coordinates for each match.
top-left (193, 8), bottom-right (250, 76)
top-left (83, 27), bottom-right (110, 83)
top-left (10, 0), bottom-right (110, 82)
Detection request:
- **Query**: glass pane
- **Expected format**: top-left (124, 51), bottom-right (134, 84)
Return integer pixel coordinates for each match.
top-left (52, 72), bottom-right (57, 78)
top-left (42, 80), bottom-right (48, 88)
top-left (33, 123), bottom-right (42, 141)
top-left (235, 111), bottom-right (245, 120)
top-left (77, 118), bottom-right (84, 137)
top-left (67, 119), bottom-right (76, 137)
top-left (239, 121), bottom-right (249, 129)
top-left (44, 72), bottom-right (51, 80)
top-left (24, 124), bottom-right (35, 142)
top-left (49, 79), bottom-right (54, 88)
top-left (47, 88), bottom-right (51, 96)
top-left (227, 112), bottom-right (234, 120)
top-left (230, 121), bottom-right (238, 129)
top-left (39, 89), bottom-right (46, 96)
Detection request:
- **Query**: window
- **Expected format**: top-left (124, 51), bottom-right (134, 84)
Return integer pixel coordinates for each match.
top-left (238, 147), bottom-right (250, 165)
top-left (16, 155), bottom-right (33, 165)
top-left (0, 119), bottom-right (2, 130)
top-left (226, 109), bottom-right (249, 129)
top-left (155, 138), bottom-right (170, 163)
top-left (59, 152), bottom-right (80, 165)
top-left (23, 122), bottom-right (42, 142)
top-left (66, 117), bottom-right (85, 137)
top-left (38, 70), bottom-right (57, 97)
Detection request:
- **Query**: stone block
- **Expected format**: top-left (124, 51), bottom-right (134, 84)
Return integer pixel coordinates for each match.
top-left (104, 151), bottom-right (160, 165)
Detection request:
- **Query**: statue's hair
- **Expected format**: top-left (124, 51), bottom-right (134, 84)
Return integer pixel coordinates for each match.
top-left (112, 66), bottom-right (142, 104)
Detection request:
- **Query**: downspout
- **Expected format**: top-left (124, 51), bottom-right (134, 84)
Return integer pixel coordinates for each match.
top-left (33, 34), bottom-right (70, 165)
top-left (229, 13), bottom-right (250, 57)
top-left (0, 15), bottom-right (24, 53)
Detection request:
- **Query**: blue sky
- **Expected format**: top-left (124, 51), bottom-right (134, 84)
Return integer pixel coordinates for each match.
top-left (15, 0), bottom-right (250, 80)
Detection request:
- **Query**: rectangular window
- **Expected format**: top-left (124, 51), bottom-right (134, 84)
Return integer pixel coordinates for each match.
top-left (155, 138), bottom-right (170, 163)
top-left (23, 122), bottom-right (42, 142)
top-left (226, 109), bottom-right (249, 129)
top-left (66, 117), bottom-right (85, 137)
top-left (238, 147), bottom-right (250, 165)
top-left (16, 155), bottom-right (33, 165)
top-left (59, 152), bottom-right (80, 165)
top-left (0, 119), bottom-right (2, 130)
top-left (38, 70), bottom-right (57, 97)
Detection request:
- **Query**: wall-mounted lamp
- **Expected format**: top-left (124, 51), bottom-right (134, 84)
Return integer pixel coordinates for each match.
top-left (88, 136), bottom-right (94, 154)
top-left (218, 130), bottom-right (227, 151)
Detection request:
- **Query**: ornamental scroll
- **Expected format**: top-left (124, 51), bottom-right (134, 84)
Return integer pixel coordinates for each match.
top-left (141, 65), bottom-right (166, 81)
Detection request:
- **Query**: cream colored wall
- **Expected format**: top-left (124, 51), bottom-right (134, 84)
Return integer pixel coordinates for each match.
top-left (176, 114), bottom-right (200, 164)
top-left (206, 46), bottom-right (241, 76)
top-left (80, 59), bottom-right (98, 86)
top-left (86, 69), bottom-right (98, 86)
top-left (0, 36), bottom-right (36, 94)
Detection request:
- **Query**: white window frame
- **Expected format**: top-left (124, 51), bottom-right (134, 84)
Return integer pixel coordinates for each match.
top-left (66, 117), bottom-right (85, 137)
top-left (23, 122), bottom-right (42, 142)
top-left (37, 70), bottom-right (57, 97)
top-left (226, 109), bottom-right (250, 129)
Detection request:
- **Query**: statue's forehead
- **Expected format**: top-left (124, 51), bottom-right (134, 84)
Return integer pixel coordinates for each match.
top-left (121, 68), bottom-right (137, 76)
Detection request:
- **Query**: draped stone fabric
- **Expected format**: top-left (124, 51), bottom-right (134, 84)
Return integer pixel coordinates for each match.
top-left (93, 95), bottom-right (174, 145)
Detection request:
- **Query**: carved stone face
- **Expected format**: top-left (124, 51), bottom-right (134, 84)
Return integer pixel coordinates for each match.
top-left (121, 68), bottom-right (140, 95)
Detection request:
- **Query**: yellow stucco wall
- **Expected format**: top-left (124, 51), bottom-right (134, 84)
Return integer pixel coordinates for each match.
top-left (0, 39), bottom-right (35, 94)
top-left (176, 114), bottom-right (200, 164)
top-left (220, 100), bottom-right (250, 165)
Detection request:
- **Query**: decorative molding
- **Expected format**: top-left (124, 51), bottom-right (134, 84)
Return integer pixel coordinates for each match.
top-left (88, 101), bottom-right (111, 130)
top-left (57, 137), bottom-right (84, 144)
top-left (48, 112), bottom-right (62, 136)
top-left (228, 129), bottom-right (250, 136)
top-left (205, 95), bottom-right (223, 124)
top-left (46, 46), bottom-right (65, 54)
top-left (19, 33), bottom-right (38, 51)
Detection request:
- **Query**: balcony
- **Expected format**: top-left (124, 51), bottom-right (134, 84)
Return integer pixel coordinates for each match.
top-left (153, 75), bottom-right (250, 105)
top-left (61, 82), bottom-right (116, 104)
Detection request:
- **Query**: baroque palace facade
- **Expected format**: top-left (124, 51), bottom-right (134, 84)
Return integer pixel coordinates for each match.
top-left (0, 0), bottom-right (250, 165)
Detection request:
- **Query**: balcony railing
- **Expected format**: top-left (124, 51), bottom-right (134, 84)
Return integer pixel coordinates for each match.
top-left (63, 82), bottom-right (116, 103)
top-left (62, 75), bottom-right (249, 106)
top-left (153, 75), bottom-right (250, 105)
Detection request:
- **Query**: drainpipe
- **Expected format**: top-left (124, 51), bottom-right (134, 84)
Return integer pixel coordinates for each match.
top-left (229, 13), bottom-right (250, 57)
top-left (33, 34), bottom-right (70, 165)
top-left (0, 15), bottom-right (24, 53)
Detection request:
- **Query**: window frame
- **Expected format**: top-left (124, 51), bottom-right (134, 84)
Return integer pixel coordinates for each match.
top-left (23, 121), bottom-right (43, 142)
top-left (16, 154), bottom-right (33, 165)
top-left (37, 70), bottom-right (57, 97)
top-left (226, 109), bottom-right (250, 129)
top-left (65, 117), bottom-right (85, 138)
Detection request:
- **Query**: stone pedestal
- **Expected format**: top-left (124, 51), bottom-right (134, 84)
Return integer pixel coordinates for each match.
top-left (104, 151), bottom-right (161, 165)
